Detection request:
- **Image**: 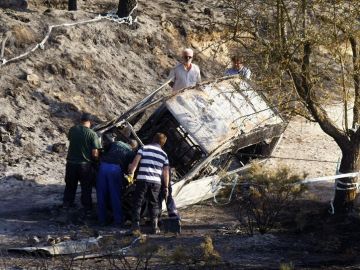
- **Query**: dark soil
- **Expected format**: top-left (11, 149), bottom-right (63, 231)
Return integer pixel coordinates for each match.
top-left (1, 198), bottom-right (360, 269)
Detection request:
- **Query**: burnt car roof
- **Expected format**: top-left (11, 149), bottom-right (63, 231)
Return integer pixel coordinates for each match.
top-left (165, 78), bottom-right (284, 153)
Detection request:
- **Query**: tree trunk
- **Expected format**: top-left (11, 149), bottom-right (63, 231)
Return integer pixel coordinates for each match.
top-left (68, 0), bottom-right (77, 11)
top-left (332, 142), bottom-right (360, 214)
top-left (117, 0), bottom-right (136, 17)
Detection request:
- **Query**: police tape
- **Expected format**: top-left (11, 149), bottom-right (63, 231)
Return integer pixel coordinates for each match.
top-left (300, 172), bottom-right (360, 184)
top-left (213, 171), bottom-right (360, 206)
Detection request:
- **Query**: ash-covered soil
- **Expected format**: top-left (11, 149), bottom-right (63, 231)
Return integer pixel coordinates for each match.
top-left (1, 0), bottom-right (360, 269)
top-left (0, 0), bottom-right (224, 211)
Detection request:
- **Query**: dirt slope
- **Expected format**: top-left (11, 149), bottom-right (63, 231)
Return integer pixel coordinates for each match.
top-left (0, 0), bottom-right (226, 211)
top-left (0, 0), bottom-right (345, 234)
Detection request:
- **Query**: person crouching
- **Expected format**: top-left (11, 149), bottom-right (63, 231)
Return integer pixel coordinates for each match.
top-left (96, 138), bottom-right (138, 226)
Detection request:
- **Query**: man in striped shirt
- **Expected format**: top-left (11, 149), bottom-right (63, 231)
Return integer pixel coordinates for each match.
top-left (128, 133), bottom-right (170, 234)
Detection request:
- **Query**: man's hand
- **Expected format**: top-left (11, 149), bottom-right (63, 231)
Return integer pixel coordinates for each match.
top-left (163, 186), bottom-right (169, 202)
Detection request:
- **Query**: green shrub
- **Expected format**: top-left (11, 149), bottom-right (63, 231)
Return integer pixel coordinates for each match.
top-left (237, 163), bottom-right (306, 235)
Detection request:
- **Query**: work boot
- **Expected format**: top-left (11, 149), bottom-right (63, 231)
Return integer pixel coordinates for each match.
top-left (151, 218), bottom-right (160, 235)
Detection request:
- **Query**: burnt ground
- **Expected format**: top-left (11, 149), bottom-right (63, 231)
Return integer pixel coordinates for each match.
top-left (1, 195), bottom-right (360, 269)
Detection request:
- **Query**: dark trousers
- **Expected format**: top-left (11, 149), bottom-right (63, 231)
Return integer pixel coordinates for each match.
top-left (158, 183), bottom-right (180, 219)
top-left (63, 162), bottom-right (94, 210)
top-left (96, 162), bottom-right (123, 224)
top-left (133, 181), bottom-right (161, 222)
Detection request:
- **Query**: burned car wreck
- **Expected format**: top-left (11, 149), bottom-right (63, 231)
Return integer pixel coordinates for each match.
top-left (94, 76), bottom-right (287, 217)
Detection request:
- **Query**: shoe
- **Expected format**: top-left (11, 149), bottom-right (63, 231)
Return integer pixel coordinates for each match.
top-left (62, 202), bottom-right (76, 209)
top-left (83, 209), bottom-right (92, 218)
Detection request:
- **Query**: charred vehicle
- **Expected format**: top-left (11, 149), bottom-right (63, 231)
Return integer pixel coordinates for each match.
top-left (94, 76), bottom-right (287, 215)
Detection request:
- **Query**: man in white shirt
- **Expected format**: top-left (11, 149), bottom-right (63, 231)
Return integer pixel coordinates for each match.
top-left (168, 48), bottom-right (201, 91)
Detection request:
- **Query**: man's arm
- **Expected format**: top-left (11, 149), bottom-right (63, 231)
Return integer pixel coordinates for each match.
top-left (92, 149), bottom-right (99, 161)
top-left (162, 165), bottom-right (170, 188)
top-left (128, 154), bottom-right (141, 175)
top-left (196, 66), bottom-right (201, 83)
top-left (91, 133), bottom-right (101, 161)
top-left (167, 68), bottom-right (175, 88)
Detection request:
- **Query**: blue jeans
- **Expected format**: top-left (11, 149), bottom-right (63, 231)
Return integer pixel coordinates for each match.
top-left (97, 162), bottom-right (123, 224)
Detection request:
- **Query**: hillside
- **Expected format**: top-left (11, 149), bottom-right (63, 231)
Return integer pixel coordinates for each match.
top-left (0, 0), bottom-right (226, 204)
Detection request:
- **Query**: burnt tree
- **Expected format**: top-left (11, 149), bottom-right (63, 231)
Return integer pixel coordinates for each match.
top-left (117, 0), bottom-right (136, 17)
top-left (221, 0), bottom-right (360, 214)
top-left (68, 0), bottom-right (77, 11)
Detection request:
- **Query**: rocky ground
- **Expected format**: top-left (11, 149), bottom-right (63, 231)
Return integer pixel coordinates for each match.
top-left (1, 0), bottom-right (360, 269)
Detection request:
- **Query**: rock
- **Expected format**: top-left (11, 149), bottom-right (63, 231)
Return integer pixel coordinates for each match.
top-left (52, 143), bottom-right (66, 153)
top-left (177, 24), bottom-right (187, 37)
top-left (48, 64), bottom-right (59, 75)
top-left (27, 126), bottom-right (35, 132)
top-left (0, 132), bottom-right (11, 143)
top-left (160, 13), bottom-right (167, 22)
top-left (204, 7), bottom-right (213, 16)
top-left (6, 122), bottom-right (17, 134)
top-left (11, 173), bottom-right (24, 181)
top-left (0, 0), bottom-right (28, 10)
top-left (23, 143), bottom-right (36, 155)
top-left (27, 74), bottom-right (40, 86)
top-left (61, 66), bottom-right (73, 79)
top-left (0, 115), bottom-right (9, 125)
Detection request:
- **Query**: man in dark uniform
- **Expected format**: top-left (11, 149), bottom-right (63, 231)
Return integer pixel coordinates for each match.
top-left (62, 113), bottom-right (101, 215)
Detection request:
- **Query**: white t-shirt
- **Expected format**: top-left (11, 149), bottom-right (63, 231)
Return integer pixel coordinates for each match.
top-left (168, 63), bottom-right (201, 91)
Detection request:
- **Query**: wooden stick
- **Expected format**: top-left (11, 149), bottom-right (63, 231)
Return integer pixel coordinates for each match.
top-left (1, 31), bottom-right (12, 60)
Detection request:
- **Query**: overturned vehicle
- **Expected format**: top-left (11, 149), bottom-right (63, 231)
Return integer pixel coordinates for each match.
top-left (94, 76), bottom-right (287, 216)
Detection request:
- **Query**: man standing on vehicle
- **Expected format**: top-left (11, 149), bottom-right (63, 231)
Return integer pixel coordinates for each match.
top-left (168, 48), bottom-right (201, 91)
top-left (63, 113), bottom-right (101, 216)
top-left (128, 133), bottom-right (170, 234)
top-left (225, 55), bottom-right (251, 79)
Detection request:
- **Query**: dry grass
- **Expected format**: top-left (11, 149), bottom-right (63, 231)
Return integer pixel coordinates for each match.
top-left (200, 235), bottom-right (221, 263)
top-left (30, 0), bottom-right (67, 9)
top-left (236, 163), bottom-right (306, 235)
top-left (167, 235), bottom-right (222, 267)
top-left (11, 25), bottom-right (37, 47)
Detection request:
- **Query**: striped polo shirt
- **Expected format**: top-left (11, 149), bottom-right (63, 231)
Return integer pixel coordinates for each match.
top-left (136, 144), bottom-right (169, 184)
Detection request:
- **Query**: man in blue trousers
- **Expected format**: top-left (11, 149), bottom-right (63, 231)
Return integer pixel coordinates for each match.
top-left (96, 138), bottom-right (138, 226)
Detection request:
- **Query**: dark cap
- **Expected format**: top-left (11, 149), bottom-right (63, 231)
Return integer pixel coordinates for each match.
top-left (80, 112), bottom-right (92, 122)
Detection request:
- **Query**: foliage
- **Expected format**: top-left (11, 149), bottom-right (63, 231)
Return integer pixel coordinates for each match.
top-left (279, 262), bottom-right (294, 270)
top-left (237, 163), bottom-right (306, 235)
top-left (218, 0), bottom-right (360, 212)
top-left (200, 235), bottom-right (221, 263)
top-left (167, 235), bottom-right (222, 267)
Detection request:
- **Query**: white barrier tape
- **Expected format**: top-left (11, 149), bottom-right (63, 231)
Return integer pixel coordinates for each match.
top-left (300, 172), bottom-right (360, 184)
top-left (0, 5), bottom-right (137, 67)
top-left (213, 171), bottom-right (360, 213)
top-left (216, 171), bottom-right (360, 187)
top-left (336, 180), bottom-right (357, 186)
